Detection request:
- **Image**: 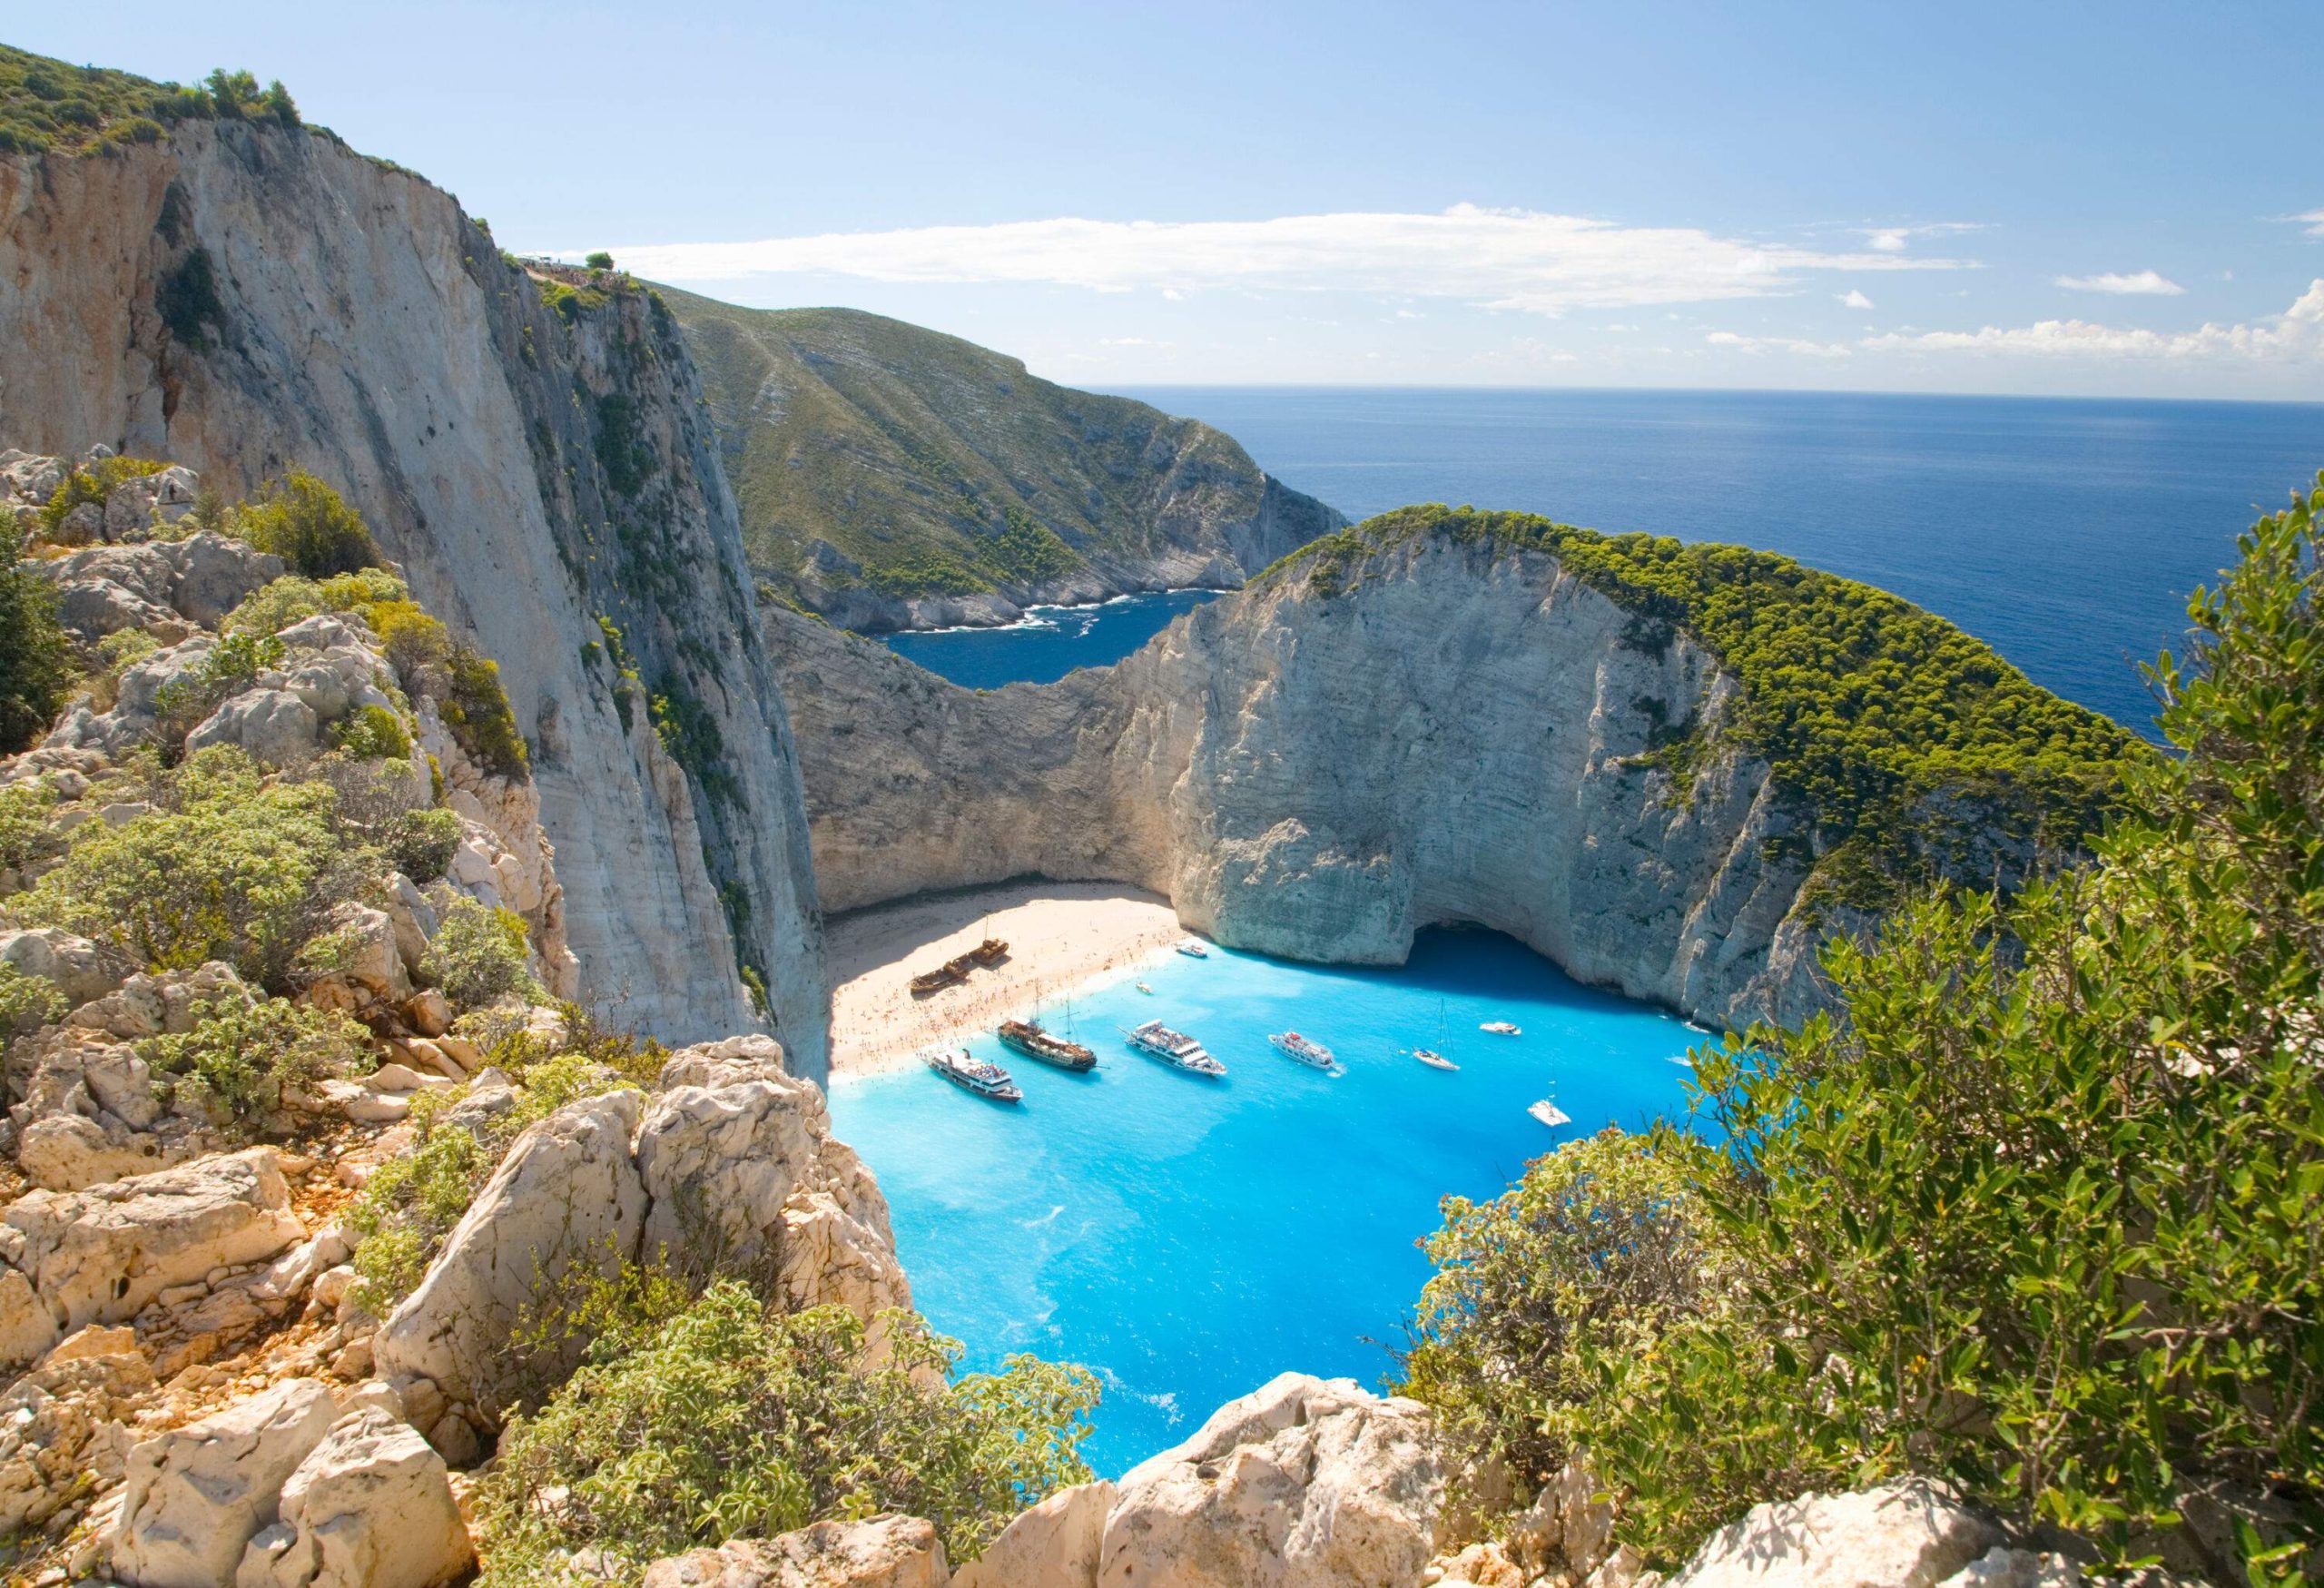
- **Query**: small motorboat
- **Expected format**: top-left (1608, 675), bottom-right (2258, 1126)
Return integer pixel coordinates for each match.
top-left (1528, 1100), bottom-right (1571, 1129)
top-left (1123, 1019), bottom-right (1226, 1076)
top-left (1175, 938), bottom-right (1210, 959)
top-left (999, 1018), bottom-right (1097, 1072)
top-left (1135, 981), bottom-right (1154, 995)
top-left (1269, 1031), bottom-right (1338, 1071)
top-left (1412, 1049), bottom-right (1459, 1072)
top-left (922, 1047), bottom-right (1022, 1103)
top-left (1481, 1021), bottom-right (1521, 1036)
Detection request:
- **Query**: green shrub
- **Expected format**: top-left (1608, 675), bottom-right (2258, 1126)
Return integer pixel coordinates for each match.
top-left (422, 896), bottom-right (537, 1010)
top-left (0, 779), bottom-right (61, 874)
top-left (441, 645), bottom-right (528, 778)
top-left (222, 575), bottom-right (328, 636)
top-left (236, 470), bottom-right (379, 577)
top-left (0, 962), bottom-right (68, 1035)
top-left (584, 251), bottom-right (615, 271)
top-left (383, 806), bottom-right (460, 883)
top-left (0, 518), bottom-right (75, 753)
top-left (329, 704), bottom-right (413, 762)
top-left (15, 745), bottom-right (356, 986)
top-left (32, 455), bottom-right (165, 543)
top-left (477, 1279), bottom-right (1098, 1583)
top-left (140, 989), bottom-right (367, 1130)
top-left (346, 1123), bottom-right (492, 1313)
top-left (150, 628), bottom-right (289, 750)
top-left (861, 552), bottom-right (994, 599)
top-left (87, 626), bottom-right (162, 710)
top-left (980, 508), bottom-right (1083, 585)
top-left (319, 567), bottom-right (408, 610)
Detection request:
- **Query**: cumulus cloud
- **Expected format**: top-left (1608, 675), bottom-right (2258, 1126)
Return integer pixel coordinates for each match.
top-left (1861, 222), bottom-right (1984, 254)
top-left (606, 203), bottom-right (1969, 317)
top-left (2294, 209), bottom-right (2324, 239)
top-left (1706, 330), bottom-right (1854, 358)
top-left (1838, 289), bottom-right (1876, 310)
top-left (2054, 270), bottom-right (2185, 296)
top-left (1863, 280), bottom-right (2324, 360)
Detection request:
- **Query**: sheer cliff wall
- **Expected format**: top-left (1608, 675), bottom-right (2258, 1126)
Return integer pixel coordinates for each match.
top-left (0, 123), bottom-right (828, 1068)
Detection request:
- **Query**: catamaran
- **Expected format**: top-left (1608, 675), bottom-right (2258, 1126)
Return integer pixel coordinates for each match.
top-left (921, 1047), bottom-right (1022, 1102)
top-left (1481, 1021), bottom-right (1521, 1036)
top-left (1529, 1099), bottom-right (1571, 1129)
top-left (1123, 1019), bottom-right (1226, 1076)
top-left (1175, 937), bottom-right (1210, 958)
top-left (1268, 1031), bottom-right (1338, 1071)
top-left (1000, 1018), bottom-right (1097, 1072)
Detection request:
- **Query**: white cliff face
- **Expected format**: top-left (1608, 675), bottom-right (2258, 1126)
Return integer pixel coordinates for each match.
top-left (767, 532), bottom-right (1832, 1031)
top-left (0, 125), bottom-right (825, 1069)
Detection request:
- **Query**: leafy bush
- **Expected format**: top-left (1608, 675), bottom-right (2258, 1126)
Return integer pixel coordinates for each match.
top-left (0, 518), bottom-right (75, 753)
top-left (0, 962), bottom-right (68, 1036)
top-left (861, 551), bottom-right (994, 599)
top-left (329, 704), bottom-right (413, 762)
top-left (84, 627), bottom-right (162, 712)
top-left (980, 508), bottom-right (1083, 585)
top-left (319, 567), bottom-right (408, 610)
top-left (346, 1122), bottom-right (492, 1312)
top-left (33, 455), bottom-right (164, 543)
top-left (1403, 478), bottom-right (2324, 1581)
top-left (15, 745), bottom-right (356, 986)
top-left (476, 1279), bottom-right (1099, 1583)
top-left (222, 575), bottom-right (329, 636)
top-left (383, 806), bottom-right (460, 883)
top-left (236, 470), bottom-right (379, 577)
top-left (422, 896), bottom-right (537, 1010)
top-left (150, 628), bottom-right (289, 750)
top-left (140, 990), bottom-right (367, 1130)
top-left (0, 44), bottom-right (247, 156)
top-left (584, 251), bottom-right (615, 271)
top-left (441, 645), bottom-right (528, 778)
top-left (0, 779), bottom-right (61, 875)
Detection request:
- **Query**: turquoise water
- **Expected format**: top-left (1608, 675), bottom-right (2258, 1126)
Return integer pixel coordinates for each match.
top-left (827, 929), bottom-right (1700, 1475)
top-left (884, 590), bottom-right (1219, 688)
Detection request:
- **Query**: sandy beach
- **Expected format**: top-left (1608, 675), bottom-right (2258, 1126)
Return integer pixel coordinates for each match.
top-left (824, 880), bottom-right (1188, 1077)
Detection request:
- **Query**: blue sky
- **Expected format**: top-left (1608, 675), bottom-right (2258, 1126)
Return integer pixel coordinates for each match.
top-left (16, 2), bottom-right (2324, 395)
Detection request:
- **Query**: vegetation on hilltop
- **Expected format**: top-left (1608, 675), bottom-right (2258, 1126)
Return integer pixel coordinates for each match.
top-left (654, 289), bottom-right (1308, 600)
top-left (1401, 478), bottom-right (2324, 1583)
top-left (1270, 505), bottom-right (2136, 895)
top-left (0, 44), bottom-right (295, 156)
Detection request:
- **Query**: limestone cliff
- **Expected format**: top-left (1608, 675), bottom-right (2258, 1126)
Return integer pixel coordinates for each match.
top-left (766, 532), bottom-right (1832, 1030)
top-left (0, 123), bottom-right (826, 1066)
top-left (659, 293), bottom-right (1345, 631)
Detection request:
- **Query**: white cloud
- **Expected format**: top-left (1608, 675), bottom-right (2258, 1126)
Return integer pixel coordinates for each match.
top-left (1838, 289), bottom-right (1875, 310)
top-left (2053, 270), bottom-right (2185, 296)
top-left (606, 203), bottom-right (1969, 317)
top-left (1863, 280), bottom-right (2324, 360)
top-left (1861, 222), bottom-right (1984, 254)
top-left (1707, 330), bottom-right (1854, 359)
top-left (2293, 209), bottom-right (2324, 239)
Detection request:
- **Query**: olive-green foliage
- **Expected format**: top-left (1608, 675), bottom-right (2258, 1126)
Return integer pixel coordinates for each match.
top-left (87, 628), bottom-right (162, 712)
top-left (346, 1120), bottom-right (491, 1312)
top-left (329, 704), bottom-right (412, 762)
top-left (1271, 506), bottom-right (2133, 897)
top-left (421, 896), bottom-right (537, 1010)
top-left (319, 567), bottom-right (409, 609)
top-left (0, 46), bottom-right (291, 157)
top-left (0, 780), bottom-right (61, 873)
top-left (32, 455), bottom-right (165, 543)
top-left (1395, 1128), bottom-right (1734, 1504)
top-left (235, 471), bottom-right (380, 577)
top-left (222, 575), bottom-right (330, 636)
top-left (648, 676), bottom-right (738, 805)
top-left (462, 1001), bottom-right (670, 1091)
top-left (0, 519), bottom-right (75, 753)
top-left (349, 597), bottom-right (528, 779)
top-left (860, 551), bottom-right (994, 598)
top-left (382, 806), bottom-right (460, 883)
top-left (0, 962), bottom-right (68, 1037)
top-left (477, 1278), bottom-right (1100, 1583)
top-left (982, 508), bottom-right (1083, 585)
top-left (584, 251), bottom-right (615, 271)
top-left (140, 990), bottom-right (367, 1132)
top-left (1406, 478), bottom-right (2324, 1582)
top-left (535, 277), bottom-right (609, 323)
top-left (15, 745), bottom-right (352, 988)
top-left (150, 628), bottom-right (287, 751)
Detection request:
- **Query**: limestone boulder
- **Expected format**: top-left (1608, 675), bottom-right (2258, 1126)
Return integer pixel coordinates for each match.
top-left (1098, 1373), bottom-right (1443, 1588)
top-left (186, 687), bottom-right (323, 766)
top-left (3, 1147), bottom-right (305, 1339)
top-left (171, 532), bottom-right (287, 626)
top-left (372, 1090), bottom-right (646, 1416)
top-left (952, 1480), bottom-right (1114, 1588)
top-left (233, 1407), bottom-right (474, 1588)
top-left (10, 1022), bottom-right (213, 1190)
top-left (1663, 1481), bottom-right (2006, 1588)
top-left (776, 1138), bottom-right (915, 1327)
top-left (0, 1329), bottom-right (156, 1535)
top-left (0, 924), bottom-right (136, 1005)
top-left (658, 1032), bottom-right (791, 1090)
top-left (643, 1516), bottom-right (949, 1588)
top-left (113, 1378), bottom-right (340, 1588)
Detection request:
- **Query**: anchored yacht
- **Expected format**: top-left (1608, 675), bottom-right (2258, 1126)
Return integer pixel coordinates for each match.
top-left (921, 1048), bottom-right (1023, 1102)
top-left (1123, 1020), bottom-right (1226, 1076)
top-left (1481, 1021), bottom-right (1521, 1036)
top-left (1413, 1049), bottom-right (1459, 1072)
top-left (1175, 938), bottom-right (1211, 959)
top-left (1528, 1099), bottom-right (1572, 1129)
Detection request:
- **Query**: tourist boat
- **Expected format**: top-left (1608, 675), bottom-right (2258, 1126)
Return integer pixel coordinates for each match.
top-left (1528, 1099), bottom-right (1571, 1129)
top-left (1268, 1031), bottom-right (1338, 1070)
top-left (1175, 938), bottom-right (1210, 959)
top-left (999, 1018), bottom-right (1096, 1072)
top-left (1481, 1021), bottom-right (1521, 1036)
top-left (1122, 1020), bottom-right (1226, 1076)
top-left (922, 1047), bottom-right (1022, 1102)
top-left (909, 962), bottom-right (965, 997)
top-left (970, 937), bottom-right (1009, 967)
top-left (1412, 1049), bottom-right (1459, 1072)
top-left (1135, 981), bottom-right (1154, 995)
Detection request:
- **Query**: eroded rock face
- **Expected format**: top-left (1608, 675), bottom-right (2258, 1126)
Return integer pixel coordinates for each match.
top-left (1663, 1481), bottom-right (2005, 1588)
top-left (1098, 1372), bottom-right (1443, 1588)
top-left (765, 533), bottom-right (1835, 1033)
top-left (952, 1480), bottom-right (1115, 1588)
top-left (235, 1406), bottom-right (474, 1588)
top-left (113, 1377), bottom-right (340, 1588)
top-left (370, 1090), bottom-right (646, 1415)
top-left (644, 1516), bottom-right (950, 1588)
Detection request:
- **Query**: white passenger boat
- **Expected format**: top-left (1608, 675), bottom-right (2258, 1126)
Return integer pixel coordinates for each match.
top-left (1528, 1099), bottom-right (1571, 1129)
top-left (1481, 1021), bottom-right (1521, 1036)
top-left (921, 1047), bottom-right (1023, 1102)
top-left (1268, 1031), bottom-right (1338, 1070)
top-left (1175, 938), bottom-right (1211, 959)
top-left (1122, 1020), bottom-right (1226, 1076)
top-left (1413, 1049), bottom-right (1459, 1072)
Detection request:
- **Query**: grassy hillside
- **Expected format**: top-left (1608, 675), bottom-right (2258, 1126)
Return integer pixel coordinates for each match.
top-left (0, 44), bottom-right (297, 155)
top-left (657, 289), bottom-right (1331, 601)
top-left (1268, 504), bottom-right (2138, 900)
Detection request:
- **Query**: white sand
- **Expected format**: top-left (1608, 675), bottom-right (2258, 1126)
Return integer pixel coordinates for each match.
top-left (824, 881), bottom-right (1187, 1078)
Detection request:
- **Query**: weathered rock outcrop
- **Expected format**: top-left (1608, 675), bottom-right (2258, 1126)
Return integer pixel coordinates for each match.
top-left (1662, 1481), bottom-right (2010, 1588)
top-left (0, 123), bottom-right (825, 1064)
top-left (237, 1406), bottom-right (474, 1588)
top-left (645, 1516), bottom-right (950, 1588)
top-left (113, 1377), bottom-right (341, 1588)
top-left (767, 531), bottom-right (1834, 1030)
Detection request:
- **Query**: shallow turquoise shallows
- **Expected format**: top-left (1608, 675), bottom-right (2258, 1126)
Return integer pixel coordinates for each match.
top-left (826, 929), bottom-right (1703, 1475)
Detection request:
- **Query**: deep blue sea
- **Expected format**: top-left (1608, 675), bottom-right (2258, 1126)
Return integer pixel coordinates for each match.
top-left (827, 931), bottom-right (1699, 1475)
top-left (883, 589), bottom-right (1219, 689)
top-left (889, 389), bottom-right (2324, 729)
